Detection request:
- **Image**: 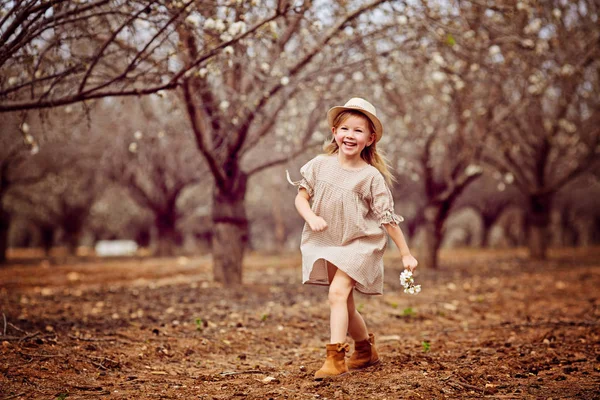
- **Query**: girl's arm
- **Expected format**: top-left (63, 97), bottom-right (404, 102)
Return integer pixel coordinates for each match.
top-left (295, 188), bottom-right (328, 231)
top-left (383, 223), bottom-right (418, 271)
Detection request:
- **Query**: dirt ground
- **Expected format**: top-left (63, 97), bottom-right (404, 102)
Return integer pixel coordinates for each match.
top-left (1, 247), bottom-right (599, 400)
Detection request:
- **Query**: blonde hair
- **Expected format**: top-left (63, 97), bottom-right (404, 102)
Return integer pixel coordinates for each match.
top-left (324, 110), bottom-right (395, 185)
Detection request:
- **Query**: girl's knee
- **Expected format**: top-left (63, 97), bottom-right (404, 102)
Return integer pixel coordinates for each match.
top-left (328, 285), bottom-right (351, 305)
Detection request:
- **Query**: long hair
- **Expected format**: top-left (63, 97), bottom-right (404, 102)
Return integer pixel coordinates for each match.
top-left (323, 110), bottom-right (395, 185)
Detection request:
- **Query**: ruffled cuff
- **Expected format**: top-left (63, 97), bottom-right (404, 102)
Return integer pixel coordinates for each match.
top-left (378, 210), bottom-right (404, 226)
top-left (286, 170), bottom-right (313, 197)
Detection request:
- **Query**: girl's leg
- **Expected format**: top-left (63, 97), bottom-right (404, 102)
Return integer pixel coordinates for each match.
top-left (327, 267), bottom-right (355, 344)
top-left (347, 291), bottom-right (369, 342)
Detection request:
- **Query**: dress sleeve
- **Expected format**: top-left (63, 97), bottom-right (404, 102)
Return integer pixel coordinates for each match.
top-left (370, 173), bottom-right (404, 226)
top-left (286, 158), bottom-right (317, 197)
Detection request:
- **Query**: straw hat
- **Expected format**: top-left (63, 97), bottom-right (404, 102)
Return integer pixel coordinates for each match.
top-left (326, 97), bottom-right (383, 142)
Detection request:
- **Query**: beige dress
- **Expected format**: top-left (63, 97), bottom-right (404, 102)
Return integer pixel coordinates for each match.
top-left (288, 154), bottom-right (403, 295)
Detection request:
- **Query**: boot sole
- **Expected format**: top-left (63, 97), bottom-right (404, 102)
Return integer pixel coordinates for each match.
top-left (348, 358), bottom-right (381, 371)
top-left (313, 371), bottom-right (349, 381)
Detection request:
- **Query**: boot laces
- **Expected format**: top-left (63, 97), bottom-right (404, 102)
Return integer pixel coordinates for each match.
top-left (336, 343), bottom-right (350, 352)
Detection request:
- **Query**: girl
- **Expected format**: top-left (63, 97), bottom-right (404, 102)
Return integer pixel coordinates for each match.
top-left (288, 98), bottom-right (418, 380)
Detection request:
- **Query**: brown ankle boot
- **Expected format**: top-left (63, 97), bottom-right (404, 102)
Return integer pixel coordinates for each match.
top-left (347, 333), bottom-right (380, 370)
top-left (314, 342), bottom-right (350, 380)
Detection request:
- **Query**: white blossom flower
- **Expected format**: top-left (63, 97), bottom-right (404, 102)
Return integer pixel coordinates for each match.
top-left (269, 21), bottom-right (278, 32)
top-left (65, 106), bottom-right (72, 114)
top-left (228, 21), bottom-right (247, 36)
top-left (24, 133), bottom-right (34, 144)
top-left (21, 122), bottom-right (30, 133)
top-left (34, 70), bottom-right (42, 79)
top-left (455, 79), bottom-right (465, 91)
top-left (197, 68), bottom-right (208, 78)
top-left (504, 173), bottom-right (514, 184)
top-left (524, 18), bottom-right (542, 35)
top-left (214, 19), bottom-right (226, 32)
top-left (128, 142), bottom-right (138, 153)
top-left (158, 131), bottom-right (165, 138)
top-left (560, 64), bottom-right (575, 76)
top-left (400, 269), bottom-right (421, 295)
top-left (558, 119), bottom-right (577, 133)
top-left (396, 15), bottom-right (408, 25)
top-left (134, 130), bottom-right (143, 140)
top-left (30, 143), bottom-right (40, 155)
top-left (260, 62), bottom-right (270, 72)
top-left (219, 100), bottom-right (230, 110)
top-left (470, 63), bottom-right (480, 72)
top-left (465, 164), bottom-right (483, 176)
top-left (497, 182), bottom-right (506, 191)
top-left (251, 0), bottom-right (261, 6)
top-left (224, 46), bottom-right (234, 56)
top-left (312, 21), bottom-right (323, 30)
top-left (185, 14), bottom-right (201, 27)
top-left (204, 18), bottom-right (216, 30)
top-left (8, 76), bottom-right (17, 86)
top-left (552, 8), bottom-right (562, 19)
top-left (280, 76), bottom-right (289, 86)
top-left (220, 33), bottom-right (233, 42)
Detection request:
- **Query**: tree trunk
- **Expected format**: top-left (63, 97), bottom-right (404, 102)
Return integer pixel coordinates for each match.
top-left (155, 213), bottom-right (181, 256)
top-left (419, 205), bottom-right (443, 269)
top-left (64, 215), bottom-right (83, 256)
top-left (40, 226), bottom-right (54, 256)
top-left (212, 178), bottom-right (248, 285)
top-left (420, 221), bottom-right (442, 269)
top-left (526, 194), bottom-right (552, 260)
top-left (0, 208), bottom-right (10, 264)
top-left (480, 218), bottom-right (494, 248)
top-left (272, 199), bottom-right (286, 251)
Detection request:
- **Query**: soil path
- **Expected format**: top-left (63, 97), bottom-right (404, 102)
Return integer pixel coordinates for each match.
top-left (1, 248), bottom-right (599, 399)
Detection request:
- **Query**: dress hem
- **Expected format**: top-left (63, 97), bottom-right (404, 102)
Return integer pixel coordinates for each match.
top-left (302, 280), bottom-right (382, 296)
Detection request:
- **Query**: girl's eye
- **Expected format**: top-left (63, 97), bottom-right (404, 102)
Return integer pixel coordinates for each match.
top-left (341, 127), bottom-right (348, 130)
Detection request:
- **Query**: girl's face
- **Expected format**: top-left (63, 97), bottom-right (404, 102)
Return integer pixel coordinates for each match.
top-left (332, 114), bottom-right (375, 159)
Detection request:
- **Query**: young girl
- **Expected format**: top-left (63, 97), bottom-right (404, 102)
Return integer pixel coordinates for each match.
top-left (288, 97), bottom-right (418, 379)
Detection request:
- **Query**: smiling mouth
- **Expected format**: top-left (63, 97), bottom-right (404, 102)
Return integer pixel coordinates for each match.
top-left (342, 141), bottom-right (357, 147)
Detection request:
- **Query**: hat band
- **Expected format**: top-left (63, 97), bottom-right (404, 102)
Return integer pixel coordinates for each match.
top-left (345, 104), bottom-right (375, 116)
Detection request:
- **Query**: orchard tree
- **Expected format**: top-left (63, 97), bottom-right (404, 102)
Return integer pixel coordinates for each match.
top-left (0, 0), bottom-right (397, 283)
top-left (99, 97), bottom-right (209, 256)
top-left (466, 1), bottom-right (600, 259)
top-left (358, 4), bottom-right (497, 268)
top-left (175, 0), bottom-right (395, 283)
top-left (452, 171), bottom-right (524, 248)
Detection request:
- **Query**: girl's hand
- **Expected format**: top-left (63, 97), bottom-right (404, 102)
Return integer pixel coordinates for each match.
top-left (402, 254), bottom-right (418, 272)
top-left (308, 216), bottom-right (328, 232)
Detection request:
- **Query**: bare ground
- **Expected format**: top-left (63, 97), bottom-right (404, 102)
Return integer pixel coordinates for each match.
top-left (0, 248), bottom-right (599, 400)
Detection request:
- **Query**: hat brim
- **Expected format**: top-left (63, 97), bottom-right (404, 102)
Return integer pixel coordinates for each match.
top-left (327, 106), bottom-right (383, 142)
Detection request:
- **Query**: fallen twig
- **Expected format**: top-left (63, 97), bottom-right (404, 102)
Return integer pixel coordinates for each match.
top-left (18, 351), bottom-right (65, 358)
top-left (2, 313), bottom-right (6, 336)
top-left (7, 322), bottom-right (27, 334)
top-left (2, 392), bottom-right (28, 400)
top-left (220, 370), bottom-right (264, 376)
top-left (18, 331), bottom-right (40, 343)
top-left (68, 335), bottom-right (116, 342)
top-left (450, 380), bottom-right (483, 392)
top-left (72, 385), bottom-right (104, 391)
